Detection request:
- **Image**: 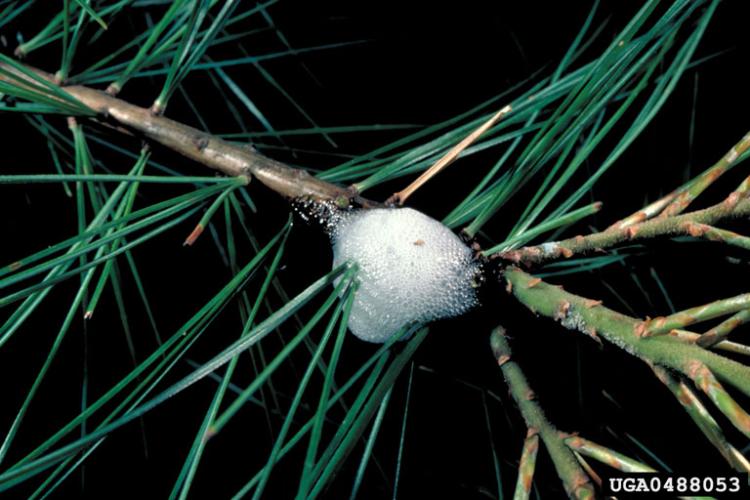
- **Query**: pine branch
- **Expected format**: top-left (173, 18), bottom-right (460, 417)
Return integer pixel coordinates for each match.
top-left (669, 329), bottom-right (750, 356)
top-left (658, 131), bottom-right (750, 217)
top-left (503, 267), bottom-right (750, 398)
top-left (610, 131), bottom-right (750, 229)
top-left (498, 127), bottom-right (750, 264)
top-left (651, 365), bottom-right (750, 472)
top-left (497, 194), bottom-right (750, 265)
top-left (490, 326), bottom-right (596, 499)
top-left (684, 360), bottom-right (750, 439)
top-left (563, 436), bottom-right (656, 473)
top-left (697, 310), bottom-right (750, 348)
top-left (640, 293), bottom-right (750, 337)
top-left (513, 432), bottom-right (539, 500)
top-left (0, 60), bottom-right (372, 206)
top-left (683, 223), bottom-right (750, 252)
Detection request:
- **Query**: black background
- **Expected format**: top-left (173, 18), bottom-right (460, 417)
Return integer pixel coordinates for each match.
top-left (1, 1), bottom-right (750, 498)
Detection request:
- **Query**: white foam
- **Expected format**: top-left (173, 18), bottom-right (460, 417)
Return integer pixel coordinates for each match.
top-left (331, 207), bottom-right (479, 343)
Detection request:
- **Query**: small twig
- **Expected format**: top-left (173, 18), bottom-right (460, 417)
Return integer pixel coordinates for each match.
top-left (490, 326), bottom-right (596, 500)
top-left (668, 329), bottom-right (750, 356)
top-left (611, 131), bottom-right (750, 229)
top-left (497, 196), bottom-right (750, 265)
top-left (735, 173), bottom-right (750, 196)
top-left (570, 452), bottom-right (602, 488)
top-left (658, 131), bottom-right (750, 218)
top-left (0, 61), bottom-right (375, 207)
top-left (683, 222), bottom-right (750, 251)
top-left (503, 267), bottom-right (750, 399)
top-left (506, 267), bottom-right (750, 470)
top-left (609, 192), bottom-right (679, 230)
top-left (513, 432), bottom-right (539, 500)
top-left (640, 292), bottom-right (750, 337)
top-left (387, 105), bottom-right (512, 205)
top-left (650, 365), bottom-right (750, 473)
top-left (684, 360), bottom-right (750, 439)
top-left (696, 310), bottom-right (750, 348)
top-left (501, 129), bottom-right (750, 265)
top-left (563, 435), bottom-right (655, 473)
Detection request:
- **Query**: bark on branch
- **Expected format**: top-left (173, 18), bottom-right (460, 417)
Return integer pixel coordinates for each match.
top-left (498, 194), bottom-right (750, 265)
top-left (503, 267), bottom-right (750, 398)
top-left (490, 326), bottom-right (596, 499)
top-left (0, 61), bottom-right (373, 206)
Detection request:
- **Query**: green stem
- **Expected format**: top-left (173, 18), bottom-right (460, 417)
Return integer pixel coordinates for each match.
top-left (650, 365), bottom-right (750, 472)
top-left (610, 128), bottom-right (750, 230)
top-left (685, 361), bottom-right (750, 439)
top-left (563, 436), bottom-right (655, 473)
top-left (697, 310), bottom-right (750, 348)
top-left (490, 327), bottom-right (595, 500)
top-left (498, 197), bottom-right (750, 265)
top-left (503, 267), bottom-right (750, 399)
top-left (669, 329), bottom-right (750, 356)
top-left (736, 173), bottom-right (750, 195)
top-left (641, 293), bottom-right (750, 337)
top-left (684, 223), bottom-right (750, 251)
top-left (659, 131), bottom-right (750, 217)
top-left (513, 433), bottom-right (539, 500)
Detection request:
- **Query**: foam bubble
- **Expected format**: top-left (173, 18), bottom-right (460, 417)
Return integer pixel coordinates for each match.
top-left (331, 207), bottom-right (479, 343)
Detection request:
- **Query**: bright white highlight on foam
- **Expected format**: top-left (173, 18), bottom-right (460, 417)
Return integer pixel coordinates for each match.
top-left (331, 207), bottom-right (479, 343)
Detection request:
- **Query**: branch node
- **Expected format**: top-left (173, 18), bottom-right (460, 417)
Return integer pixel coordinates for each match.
top-left (634, 321), bottom-right (648, 337)
top-left (554, 301), bottom-right (571, 321)
top-left (526, 277), bottom-right (542, 289)
top-left (584, 299), bottom-right (603, 309)
top-left (683, 221), bottom-right (702, 237)
top-left (625, 226), bottom-right (640, 239)
top-left (724, 191), bottom-right (741, 208)
top-left (192, 135), bottom-right (210, 151)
